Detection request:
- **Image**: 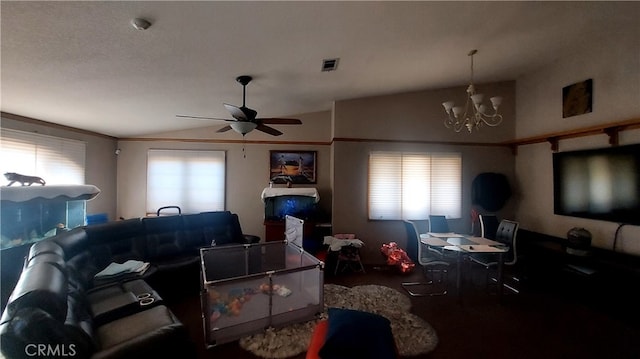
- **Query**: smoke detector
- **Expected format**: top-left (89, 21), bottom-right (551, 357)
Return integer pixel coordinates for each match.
top-left (131, 18), bottom-right (152, 30)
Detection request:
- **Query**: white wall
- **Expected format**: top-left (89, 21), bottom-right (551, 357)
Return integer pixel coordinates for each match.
top-left (116, 111), bottom-right (332, 238)
top-left (514, 27), bottom-right (640, 255)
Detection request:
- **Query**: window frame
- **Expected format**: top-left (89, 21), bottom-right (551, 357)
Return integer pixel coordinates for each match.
top-left (0, 128), bottom-right (86, 185)
top-left (146, 149), bottom-right (226, 215)
top-left (367, 151), bottom-right (462, 221)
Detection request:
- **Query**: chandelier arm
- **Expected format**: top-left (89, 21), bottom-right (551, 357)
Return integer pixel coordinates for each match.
top-left (482, 114), bottom-right (503, 127)
top-left (443, 114), bottom-right (466, 133)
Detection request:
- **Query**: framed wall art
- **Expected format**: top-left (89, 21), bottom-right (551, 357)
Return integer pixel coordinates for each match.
top-left (562, 79), bottom-right (593, 118)
top-left (269, 151), bottom-right (317, 184)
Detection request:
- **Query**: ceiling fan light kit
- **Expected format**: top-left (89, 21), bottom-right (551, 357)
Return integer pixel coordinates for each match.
top-left (177, 75), bottom-right (302, 137)
top-left (443, 49), bottom-right (503, 133)
top-left (230, 122), bottom-right (258, 135)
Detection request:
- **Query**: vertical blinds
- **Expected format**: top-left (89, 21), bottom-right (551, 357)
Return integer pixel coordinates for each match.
top-left (0, 128), bottom-right (86, 184)
top-left (368, 151), bottom-right (462, 220)
top-left (146, 149), bottom-right (226, 214)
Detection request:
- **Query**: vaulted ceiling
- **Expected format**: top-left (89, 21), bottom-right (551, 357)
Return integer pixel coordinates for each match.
top-left (1, 1), bottom-right (637, 137)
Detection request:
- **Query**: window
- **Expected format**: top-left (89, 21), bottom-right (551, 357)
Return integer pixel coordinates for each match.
top-left (368, 151), bottom-right (462, 220)
top-left (0, 129), bottom-right (85, 184)
top-left (146, 149), bottom-right (225, 214)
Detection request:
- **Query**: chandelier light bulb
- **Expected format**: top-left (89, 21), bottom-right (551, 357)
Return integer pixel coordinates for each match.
top-left (471, 93), bottom-right (484, 105)
top-left (490, 96), bottom-right (503, 108)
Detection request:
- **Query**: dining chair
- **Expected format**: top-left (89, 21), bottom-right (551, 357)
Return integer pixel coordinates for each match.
top-left (479, 214), bottom-right (500, 240)
top-left (428, 215), bottom-right (450, 233)
top-left (401, 220), bottom-right (449, 297)
top-left (469, 219), bottom-right (520, 294)
top-left (427, 215), bottom-right (453, 257)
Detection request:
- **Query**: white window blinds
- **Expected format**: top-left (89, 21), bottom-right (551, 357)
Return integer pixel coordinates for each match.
top-left (146, 149), bottom-right (225, 214)
top-left (0, 129), bottom-right (86, 184)
top-left (368, 151), bottom-right (462, 220)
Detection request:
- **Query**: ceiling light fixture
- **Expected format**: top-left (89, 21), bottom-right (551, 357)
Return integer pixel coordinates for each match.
top-left (131, 18), bottom-right (152, 30)
top-left (442, 49), bottom-right (503, 133)
top-left (230, 122), bottom-right (258, 135)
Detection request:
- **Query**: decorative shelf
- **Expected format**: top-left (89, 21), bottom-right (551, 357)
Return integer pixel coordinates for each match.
top-left (500, 117), bottom-right (640, 152)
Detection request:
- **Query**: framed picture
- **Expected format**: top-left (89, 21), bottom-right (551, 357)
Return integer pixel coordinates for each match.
top-left (269, 151), bottom-right (317, 184)
top-left (563, 79), bottom-right (593, 118)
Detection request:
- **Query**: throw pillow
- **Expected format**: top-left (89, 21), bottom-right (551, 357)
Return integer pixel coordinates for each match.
top-left (318, 307), bottom-right (396, 359)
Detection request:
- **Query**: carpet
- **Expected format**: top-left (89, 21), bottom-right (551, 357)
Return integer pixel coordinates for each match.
top-left (239, 284), bottom-right (439, 358)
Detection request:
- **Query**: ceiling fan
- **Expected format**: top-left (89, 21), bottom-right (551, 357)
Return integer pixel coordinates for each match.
top-left (177, 75), bottom-right (302, 136)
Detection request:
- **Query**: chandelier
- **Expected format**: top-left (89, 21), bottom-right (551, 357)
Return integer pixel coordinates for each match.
top-left (442, 49), bottom-right (503, 133)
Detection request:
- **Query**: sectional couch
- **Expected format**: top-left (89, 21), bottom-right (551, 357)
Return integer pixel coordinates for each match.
top-left (0, 211), bottom-right (260, 359)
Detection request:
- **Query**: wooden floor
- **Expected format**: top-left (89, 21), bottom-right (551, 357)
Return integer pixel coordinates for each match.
top-left (168, 262), bottom-right (640, 359)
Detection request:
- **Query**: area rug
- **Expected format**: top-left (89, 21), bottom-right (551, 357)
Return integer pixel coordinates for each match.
top-left (239, 284), bottom-right (439, 358)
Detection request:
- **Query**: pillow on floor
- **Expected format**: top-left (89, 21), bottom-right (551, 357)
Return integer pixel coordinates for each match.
top-left (318, 308), bottom-right (396, 359)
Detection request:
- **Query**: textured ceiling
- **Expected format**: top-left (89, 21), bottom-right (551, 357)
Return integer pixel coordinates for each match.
top-left (1, 1), bottom-right (638, 137)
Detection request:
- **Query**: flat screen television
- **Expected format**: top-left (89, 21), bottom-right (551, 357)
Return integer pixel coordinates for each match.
top-left (553, 143), bottom-right (640, 225)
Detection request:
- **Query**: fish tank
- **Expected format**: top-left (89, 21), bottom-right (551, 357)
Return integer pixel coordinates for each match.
top-left (264, 195), bottom-right (318, 220)
top-left (261, 187), bottom-right (320, 221)
top-left (0, 185), bottom-right (100, 249)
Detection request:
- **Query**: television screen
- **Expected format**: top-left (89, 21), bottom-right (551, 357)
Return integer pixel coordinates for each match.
top-left (553, 144), bottom-right (640, 225)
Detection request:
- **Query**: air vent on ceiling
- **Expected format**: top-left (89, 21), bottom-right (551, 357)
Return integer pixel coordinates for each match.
top-left (321, 58), bottom-right (340, 72)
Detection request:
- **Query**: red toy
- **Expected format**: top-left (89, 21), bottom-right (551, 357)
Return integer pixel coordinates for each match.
top-left (380, 242), bottom-right (415, 273)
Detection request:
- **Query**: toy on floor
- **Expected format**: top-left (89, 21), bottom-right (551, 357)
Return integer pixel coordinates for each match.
top-left (381, 242), bottom-right (415, 273)
top-left (208, 287), bottom-right (257, 324)
top-left (259, 283), bottom-right (292, 297)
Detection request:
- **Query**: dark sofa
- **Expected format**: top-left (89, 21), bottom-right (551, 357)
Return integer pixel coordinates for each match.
top-left (0, 211), bottom-right (259, 359)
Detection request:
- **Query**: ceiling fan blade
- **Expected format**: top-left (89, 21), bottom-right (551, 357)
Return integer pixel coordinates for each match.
top-left (216, 125), bottom-right (233, 133)
top-left (176, 114), bottom-right (233, 122)
top-left (256, 124), bottom-right (283, 136)
top-left (224, 104), bottom-right (248, 121)
top-left (259, 118), bottom-right (302, 125)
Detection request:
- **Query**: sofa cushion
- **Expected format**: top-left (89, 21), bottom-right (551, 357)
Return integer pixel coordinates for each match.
top-left (6, 262), bottom-right (68, 322)
top-left (52, 227), bottom-right (89, 260)
top-left (92, 305), bottom-right (193, 359)
top-left (85, 219), bottom-right (147, 264)
top-left (182, 213), bottom-right (209, 250)
top-left (143, 216), bottom-right (188, 260)
top-left (67, 251), bottom-right (101, 290)
top-left (26, 252), bottom-right (67, 273)
top-left (0, 306), bottom-right (94, 359)
top-left (28, 240), bottom-right (65, 259)
top-left (200, 211), bottom-right (237, 245)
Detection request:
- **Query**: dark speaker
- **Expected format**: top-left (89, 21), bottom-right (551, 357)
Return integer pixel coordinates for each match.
top-left (472, 172), bottom-right (512, 212)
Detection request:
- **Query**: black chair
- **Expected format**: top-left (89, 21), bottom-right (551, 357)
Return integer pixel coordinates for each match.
top-left (428, 215), bottom-right (450, 233)
top-left (401, 220), bottom-right (449, 297)
top-left (427, 215), bottom-right (454, 258)
top-left (469, 219), bottom-right (520, 294)
top-left (479, 214), bottom-right (499, 240)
